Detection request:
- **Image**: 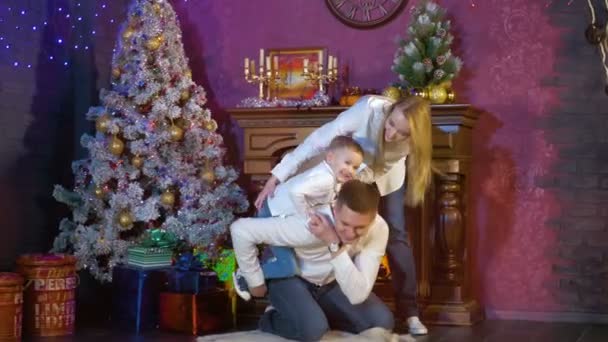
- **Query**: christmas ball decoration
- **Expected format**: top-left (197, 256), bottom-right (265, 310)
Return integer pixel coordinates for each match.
top-left (160, 190), bottom-right (176, 206)
top-left (169, 125), bottom-right (184, 142)
top-left (146, 35), bottom-right (164, 51)
top-left (428, 84), bottom-right (448, 104)
top-left (205, 119), bottom-right (218, 132)
top-left (122, 27), bottom-right (135, 41)
top-left (131, 155), bottom-right (144, 168)
top-left (382, 86), bottom-right (402, 101)
top-left (180, 89), bottom-right (191, 102)
top-left (109, 137), bottom-right (125, 156)
top-left (117, 211), bottom-right (134, 229)
top-left (185, 69), bottom-right (192, 79)
top-left (153, 3), bottom-right (161, 14)
top-left (200, 168), bottom-right (215, 183)
top-left (112, 67), bottom-right (121, 78)
top-left (94, 185), bottom-right (107, 199)
top-left (95, 115), bottom-right (111, 133)
top-left (585, 24), bottom-right (606, 45)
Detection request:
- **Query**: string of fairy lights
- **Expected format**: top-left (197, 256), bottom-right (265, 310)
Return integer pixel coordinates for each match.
top-left (0, 2), bottom-right (126, 69)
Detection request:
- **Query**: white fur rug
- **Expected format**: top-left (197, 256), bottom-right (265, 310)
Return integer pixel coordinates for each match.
top-left (197, 328), bottom-right (414, 342)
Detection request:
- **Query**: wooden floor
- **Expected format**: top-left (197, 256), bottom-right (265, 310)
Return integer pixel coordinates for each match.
top-left (24, 320), bottom-right (608, 341)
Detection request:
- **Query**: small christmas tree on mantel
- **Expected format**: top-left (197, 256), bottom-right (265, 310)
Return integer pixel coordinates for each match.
top-left (53, 0), bottom-right (248, 282)
top-left (391, 0), bottom-right (462, 103)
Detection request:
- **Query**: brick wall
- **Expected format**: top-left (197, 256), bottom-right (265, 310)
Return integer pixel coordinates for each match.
top-left (0, 0), bottom-right (128, 270)
top-left (539, 2), bottom-right (608, 312)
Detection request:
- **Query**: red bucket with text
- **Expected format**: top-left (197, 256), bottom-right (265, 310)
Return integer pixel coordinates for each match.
top-left (0, 273), bottom-right (24, 340)
top-left (16, 254), bottom-right (77, 337)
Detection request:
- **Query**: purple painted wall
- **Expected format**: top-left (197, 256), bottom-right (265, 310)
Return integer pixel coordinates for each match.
top-left (172, 0), bottom-right (412, 107)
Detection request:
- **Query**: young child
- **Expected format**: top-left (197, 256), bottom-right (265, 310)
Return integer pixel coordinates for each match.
top-left (233, 135), bottom-right (364, 301)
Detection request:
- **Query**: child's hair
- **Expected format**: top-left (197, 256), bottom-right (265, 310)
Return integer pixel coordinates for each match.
top-left (335, 180), bottom-right (380, 216)
top-left (328, 135), bottom-right (364, 157)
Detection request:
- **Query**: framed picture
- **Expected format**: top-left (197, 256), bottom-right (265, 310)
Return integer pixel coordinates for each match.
top-left (267, 47), bottom-right (325, 100)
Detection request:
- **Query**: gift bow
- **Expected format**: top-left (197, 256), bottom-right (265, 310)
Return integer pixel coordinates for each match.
top-left (139, 229), bottom-right (177, 248)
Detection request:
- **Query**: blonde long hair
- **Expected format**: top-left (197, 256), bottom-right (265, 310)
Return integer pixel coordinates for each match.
top-left (390, 96), bottom-right (432, 207)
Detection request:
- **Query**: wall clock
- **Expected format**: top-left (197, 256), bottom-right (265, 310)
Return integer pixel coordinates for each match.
top-left (325, 0), bottom-right (408, 29)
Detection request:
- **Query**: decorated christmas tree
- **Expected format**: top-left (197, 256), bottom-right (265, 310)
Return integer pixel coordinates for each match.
top-left (53, 0), bottom-right (248, 282)
top-left (392, 0), bottom-right (462, 89)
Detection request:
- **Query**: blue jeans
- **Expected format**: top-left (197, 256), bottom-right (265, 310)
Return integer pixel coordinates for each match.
top-left (380, 182), bottom-right (419, 318)
top-left (257, 200), bottom-right (299, 279)
top-left (259, 277), bottom-right (394, 341)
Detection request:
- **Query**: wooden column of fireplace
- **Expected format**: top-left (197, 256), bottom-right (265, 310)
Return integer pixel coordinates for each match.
top-left (229, 104), bottom-right (483, 325)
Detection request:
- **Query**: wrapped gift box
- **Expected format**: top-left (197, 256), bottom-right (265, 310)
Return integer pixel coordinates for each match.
top-left (127, 246), bottom-right (173, 269)
top-left (111, 265), bottom-right (168, 333)
top-left (159, 288), bottom-right (232, 335)
top-left (165, 268), bottom-right (218, 294)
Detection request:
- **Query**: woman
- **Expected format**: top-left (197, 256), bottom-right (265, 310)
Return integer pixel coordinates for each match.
top-left (254, 95), bottom-right (432, 335)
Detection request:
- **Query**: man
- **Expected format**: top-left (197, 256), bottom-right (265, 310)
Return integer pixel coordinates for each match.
top-left (230, 180), bottom-right (394, 341)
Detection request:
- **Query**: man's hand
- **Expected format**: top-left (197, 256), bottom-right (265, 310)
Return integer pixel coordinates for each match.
top-left (254, 175), bottom-right (280, 210)
top-left (250, 284), bottom-right (267, 298)
top-left (308, 212), bottom-right (339, 244)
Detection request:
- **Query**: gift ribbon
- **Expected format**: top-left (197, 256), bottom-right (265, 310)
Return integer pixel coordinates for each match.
top-left (139, 229), bottom-right (177, 249)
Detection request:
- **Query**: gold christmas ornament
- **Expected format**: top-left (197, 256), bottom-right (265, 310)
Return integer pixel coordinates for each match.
top-left (153, 3), bottom-right (162, 14)
top-left (169, 125), bottom-right (184, 142)
top-left (428, 84), bottom-right (448, 104)
top-left (95, 115), bottom-right (111, 133)
top-left (94, 185), bottom-right (106, 199)
top-left (111, 67), bottom-right (121, 78)
top-left (131, 155), bottom-right (144, 169)
top-left (118, 211), bottom-right (134, 229)
top-left (180, 89), bottom-right (191, 102)
top-left (205, 119), bottom-right (218, 132)
top-left (382, 86), bottom-right (402, 101)
top-left (109, 136), bottom-right (125, 156)
top-left (122, 27), bottom-right (135, 41)
top-left (185, 69), bottom-right (192, 79)
top-left (200, 169), bottom-right (215, 183)
top-left (160, 190), bottom-right (176, 206)
top-left (145, 35), bottom-right (164, 51)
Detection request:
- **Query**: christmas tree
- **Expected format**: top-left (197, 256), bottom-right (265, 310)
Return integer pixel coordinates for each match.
top-left (392, 0), bottom-right (462, 89)
top-left (53, 0), bottom-right (248, 282)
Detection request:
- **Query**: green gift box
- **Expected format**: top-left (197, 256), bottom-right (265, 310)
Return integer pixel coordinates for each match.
top-left (127, 246), bottom-right (173, 269)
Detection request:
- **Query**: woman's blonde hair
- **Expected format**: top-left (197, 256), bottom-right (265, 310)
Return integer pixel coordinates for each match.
top-left (390, 96), bottom-right (432, 207)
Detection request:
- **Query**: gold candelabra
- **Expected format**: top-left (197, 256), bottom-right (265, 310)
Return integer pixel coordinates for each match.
top-left (244, 49), bottom-right (281, 100)
top-left (302, 55), bottom-right (338, 93)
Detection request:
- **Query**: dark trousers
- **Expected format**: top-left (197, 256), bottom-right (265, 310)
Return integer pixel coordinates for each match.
top-left (259, 277), bottom-right (394, 342)
top-left (379, 182), bottom-right (419, 318)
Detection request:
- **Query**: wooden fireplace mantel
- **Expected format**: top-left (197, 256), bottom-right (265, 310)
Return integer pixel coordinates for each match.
top-left (229, 104), bottom-right (483, 326)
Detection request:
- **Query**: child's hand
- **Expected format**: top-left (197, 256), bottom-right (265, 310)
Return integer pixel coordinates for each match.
top-left (250, 284), bottom-right (267, 298)
top-left (308, 212), bottom-right (339, 245)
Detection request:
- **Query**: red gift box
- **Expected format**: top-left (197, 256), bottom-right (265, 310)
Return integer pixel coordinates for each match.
top-left (159, 288), bottom-right (232, 335)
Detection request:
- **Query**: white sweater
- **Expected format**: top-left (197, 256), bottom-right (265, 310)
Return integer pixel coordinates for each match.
top-left (230, 208), bottom-right (389, 305)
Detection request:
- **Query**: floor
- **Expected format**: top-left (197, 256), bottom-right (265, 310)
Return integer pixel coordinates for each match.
top-left (24, 320), bottom-right (608, 342)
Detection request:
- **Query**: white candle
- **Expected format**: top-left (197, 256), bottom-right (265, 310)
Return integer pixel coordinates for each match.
top-left (334, 57), bottom-right (338, 71)
top-left (328, 56), bottom-right (333, 70)
top-left (260, 49), bottom-right (264, 69)
top-left (273, 56), bottom-right (278, 70)
top-left (244, 57), bottom-right (249, 69)
top-left (250, 60), bottom-right (255, 72)
top-left (303, 58), bottom-right (309, 68)
top-left (319, 51), bottom-right (324, 67)
top-left (266, 56), bottom-right (271, 71)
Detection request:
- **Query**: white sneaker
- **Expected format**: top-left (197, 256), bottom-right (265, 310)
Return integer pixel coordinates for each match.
top-left (407, 316), bottom-right (428, 335)
top-left (232, 270), bottom-right (251, 301)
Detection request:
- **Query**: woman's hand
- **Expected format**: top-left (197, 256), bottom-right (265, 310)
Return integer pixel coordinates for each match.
top-left (254, 175), bottom-right (280, 210)
top-left (308, 212), bottom-right (339, 245)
